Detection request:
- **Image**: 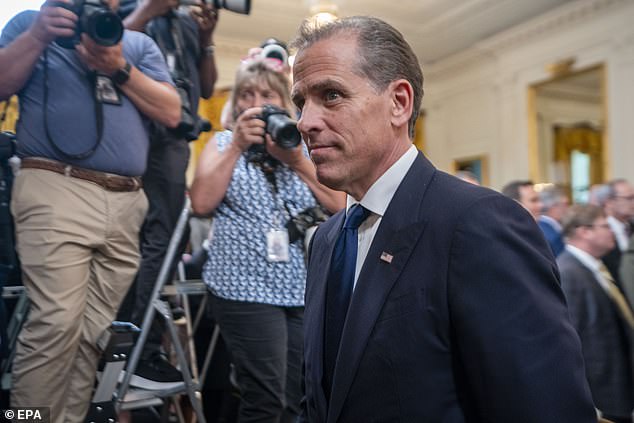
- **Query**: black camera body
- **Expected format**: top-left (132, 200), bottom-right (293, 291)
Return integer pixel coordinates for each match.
top-left (286, 206), bottom-right (329, 244)
top-left (53, 0), bottom-right (124, 49)
top-left (167, 75), bottom-right (211, 142)
top-left (0, 131), bottom-right (16, 162)
top-left (245, 105), bottom-right (301, 167)
top-left (0, 130), bottom-right (18, 277)
top-left (260, 104), bottom-right (301, 149)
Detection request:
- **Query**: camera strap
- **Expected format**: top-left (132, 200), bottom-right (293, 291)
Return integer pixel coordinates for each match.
top-left (43, 49), bottom-right (104, 160)
top-left (260, 167), bottom-right (296, 226)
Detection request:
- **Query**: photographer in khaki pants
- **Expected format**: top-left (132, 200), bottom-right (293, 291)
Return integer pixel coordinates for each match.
top-left (117, 0), bottom-right (218, 389)
top-left (0, 0), bottom-right (180, 421)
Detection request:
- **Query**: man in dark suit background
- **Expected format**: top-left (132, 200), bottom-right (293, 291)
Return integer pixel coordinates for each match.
top-left (558, 204), bottom-right (634, 423)
top-left (538, 184), bottom-right (570, 257)
top-left (290, 15), bottom-right (596, 423)
top-left (501, 179), bottom-right (543, 220)
top-left (601, 179), bottom-right (634, 285)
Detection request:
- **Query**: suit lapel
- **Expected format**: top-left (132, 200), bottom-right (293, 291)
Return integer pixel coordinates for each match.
top-left (306, 211), bottom-right (345, 421)
top-left (326, 153), bottom-right (436, 422)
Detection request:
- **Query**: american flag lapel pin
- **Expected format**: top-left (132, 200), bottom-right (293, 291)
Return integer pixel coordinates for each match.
top-left (380, 252), bottom-right (393, 264)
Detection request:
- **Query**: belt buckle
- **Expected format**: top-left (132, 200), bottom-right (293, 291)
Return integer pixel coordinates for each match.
top-left (64, 165), bottom-right (72, 177)
top-left (104, 174), bottom-right (115, 190)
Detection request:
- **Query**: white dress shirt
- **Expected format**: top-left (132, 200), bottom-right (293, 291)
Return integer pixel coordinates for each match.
top-left (607, 215), bottom-right (629, 252)
top-left (565, 244), bottom-right (610, 292)
top-left (346, 145), bottom-right (418, 289)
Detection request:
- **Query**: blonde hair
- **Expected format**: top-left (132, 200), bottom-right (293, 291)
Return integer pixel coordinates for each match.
top-left (230, 58), bottom-right (295, 120)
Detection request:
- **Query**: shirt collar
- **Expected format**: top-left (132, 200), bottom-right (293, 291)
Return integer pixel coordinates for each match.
top-left (346, 145), bottom-right (418, 216)
top-left (538, 215), bottom-right (562, 231)
top-left (607, 215), bottom-right (625, 233)
top-left (565, 244), bottom-right (601, 272)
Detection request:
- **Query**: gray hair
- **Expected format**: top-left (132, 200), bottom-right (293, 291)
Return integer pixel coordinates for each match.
top-left (590, 179), bottom-right (628, 207)
top-left (291, 16), bottom-right (424, 139)
top-left (539, 185), bottom-right (566, 212)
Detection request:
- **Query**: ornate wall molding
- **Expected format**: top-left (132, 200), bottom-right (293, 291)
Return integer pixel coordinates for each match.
top-left (427, 0), bottom-right (629, 78)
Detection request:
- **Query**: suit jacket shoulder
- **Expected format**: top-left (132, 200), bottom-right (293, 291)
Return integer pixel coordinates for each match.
top-left (304, 154), bottom-right (596, 423)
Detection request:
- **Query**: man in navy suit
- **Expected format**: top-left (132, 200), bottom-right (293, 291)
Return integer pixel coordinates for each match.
top-left (290, 16), bottom-right (596, 423)
top-left (538, 185), bottom-right (570, 257)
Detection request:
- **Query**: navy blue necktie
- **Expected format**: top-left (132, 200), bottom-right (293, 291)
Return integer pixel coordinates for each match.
top-left (323, 204), bottom-right (371, 399)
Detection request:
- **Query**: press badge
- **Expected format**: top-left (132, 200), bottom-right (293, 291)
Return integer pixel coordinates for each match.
top-left (267, 229), bottom-right (290, 262)
top-left (95, 75), bottom-right (122, 105)
top-left (166, 53), bottom-right (177, 73)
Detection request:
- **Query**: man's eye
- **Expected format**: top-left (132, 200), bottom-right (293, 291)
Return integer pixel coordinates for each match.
top-left (325, 91), bottom-right (341, 102)
top-left (293, 99), bottom-right (305, 111)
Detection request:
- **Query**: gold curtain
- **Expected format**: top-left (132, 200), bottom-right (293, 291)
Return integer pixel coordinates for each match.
top-left (553, 124), bottom-right (603, 189)
top-left (0, 96), bottom-right (19, 132)
top-left (186, 89), bottom-right (230, 184)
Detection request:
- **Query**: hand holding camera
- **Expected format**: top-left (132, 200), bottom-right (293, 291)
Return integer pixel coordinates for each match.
top-left (75, 33), bottom-right (126, 75)
top-left (29, 0), bottom-right (78, 46)
top-left (233, 107), bottom-right (267, 152)
top-left (190, 2), bottom-right (218, 46)
top-left (50, 0), bottom-right (124, 49)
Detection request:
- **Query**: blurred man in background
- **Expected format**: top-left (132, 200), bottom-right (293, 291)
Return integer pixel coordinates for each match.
top-left (538, 185), bottom-right (569, 257)
top-left (558, 204), bottom-right (634, 423)
top-left (601, 179), bottom-right (634, 285)
top-left (502, 179), bottom-right (542, 220)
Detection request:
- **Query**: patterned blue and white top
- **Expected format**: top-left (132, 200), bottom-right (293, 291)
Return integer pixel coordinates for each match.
top-left (202, 130), bottom-right (318, 307)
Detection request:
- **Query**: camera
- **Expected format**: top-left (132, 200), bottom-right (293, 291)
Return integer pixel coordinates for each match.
top-left (260, 104), bottom-right (301, 149)
top-left (286, 206), bottom-right (329, 244)
top-left (167, 76), bottom-right (212, 142)
top-left (178, 0), bottom-right (251, 15)
top-left (245, 105), bottom-right (300, 167)
top-left (53, 0), bottom-right (124, 49)
top-left (0, 131), bottom-right (16, 162)
top-left (260, 38), bottom-right (289, 66)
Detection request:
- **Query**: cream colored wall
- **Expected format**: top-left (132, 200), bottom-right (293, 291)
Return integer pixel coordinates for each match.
top-left (423, 0), bottom-right (634, 189)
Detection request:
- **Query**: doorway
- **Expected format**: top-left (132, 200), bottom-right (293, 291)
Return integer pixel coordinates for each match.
top-left (528, 65), bottom-right (606, 203)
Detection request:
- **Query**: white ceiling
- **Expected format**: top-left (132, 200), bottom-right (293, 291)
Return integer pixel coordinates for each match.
top-left (213, 0), bottom-right (578, 70)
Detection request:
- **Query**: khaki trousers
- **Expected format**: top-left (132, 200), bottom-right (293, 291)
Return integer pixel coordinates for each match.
top-left (10, 169), bottom-right (148, 423)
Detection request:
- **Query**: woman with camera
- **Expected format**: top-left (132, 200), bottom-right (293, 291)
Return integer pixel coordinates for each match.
top-left (190, 57), bottom-right (344, 423)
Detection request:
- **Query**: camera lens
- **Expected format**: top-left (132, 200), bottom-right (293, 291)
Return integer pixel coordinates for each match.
top-left (266, 114), bottom-right (301, 149)
top-left (214, 0), bottom-right (251, 15)
top-left (83, 8), bottom-right (124, 46)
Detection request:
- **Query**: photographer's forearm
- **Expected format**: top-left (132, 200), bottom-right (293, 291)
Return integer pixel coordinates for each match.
top-left (119, 71), bottom-right (181, 128)
top-left (291, 157), bottom-right (346, 214)
top-left (190, 140), bottom-right (243, 215)
top-left (198, 51), bottom-right (217, 99)
top-left (0, 32), bottom-right (48, 100)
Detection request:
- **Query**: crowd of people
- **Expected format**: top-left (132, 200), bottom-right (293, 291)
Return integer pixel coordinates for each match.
top-left (500, 178), bottom-right (634, 423)
top-left (0, 1), bottom-right (633, 423)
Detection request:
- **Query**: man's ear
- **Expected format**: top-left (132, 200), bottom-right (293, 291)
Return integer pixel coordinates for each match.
top-left (390, 79), bottom-right (414, 129)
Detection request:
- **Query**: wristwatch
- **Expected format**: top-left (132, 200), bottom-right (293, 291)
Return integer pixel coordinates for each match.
top-left (111, 61), bottom-right (132, 85)
top-left (202, 44), bottom-right (215, 57)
